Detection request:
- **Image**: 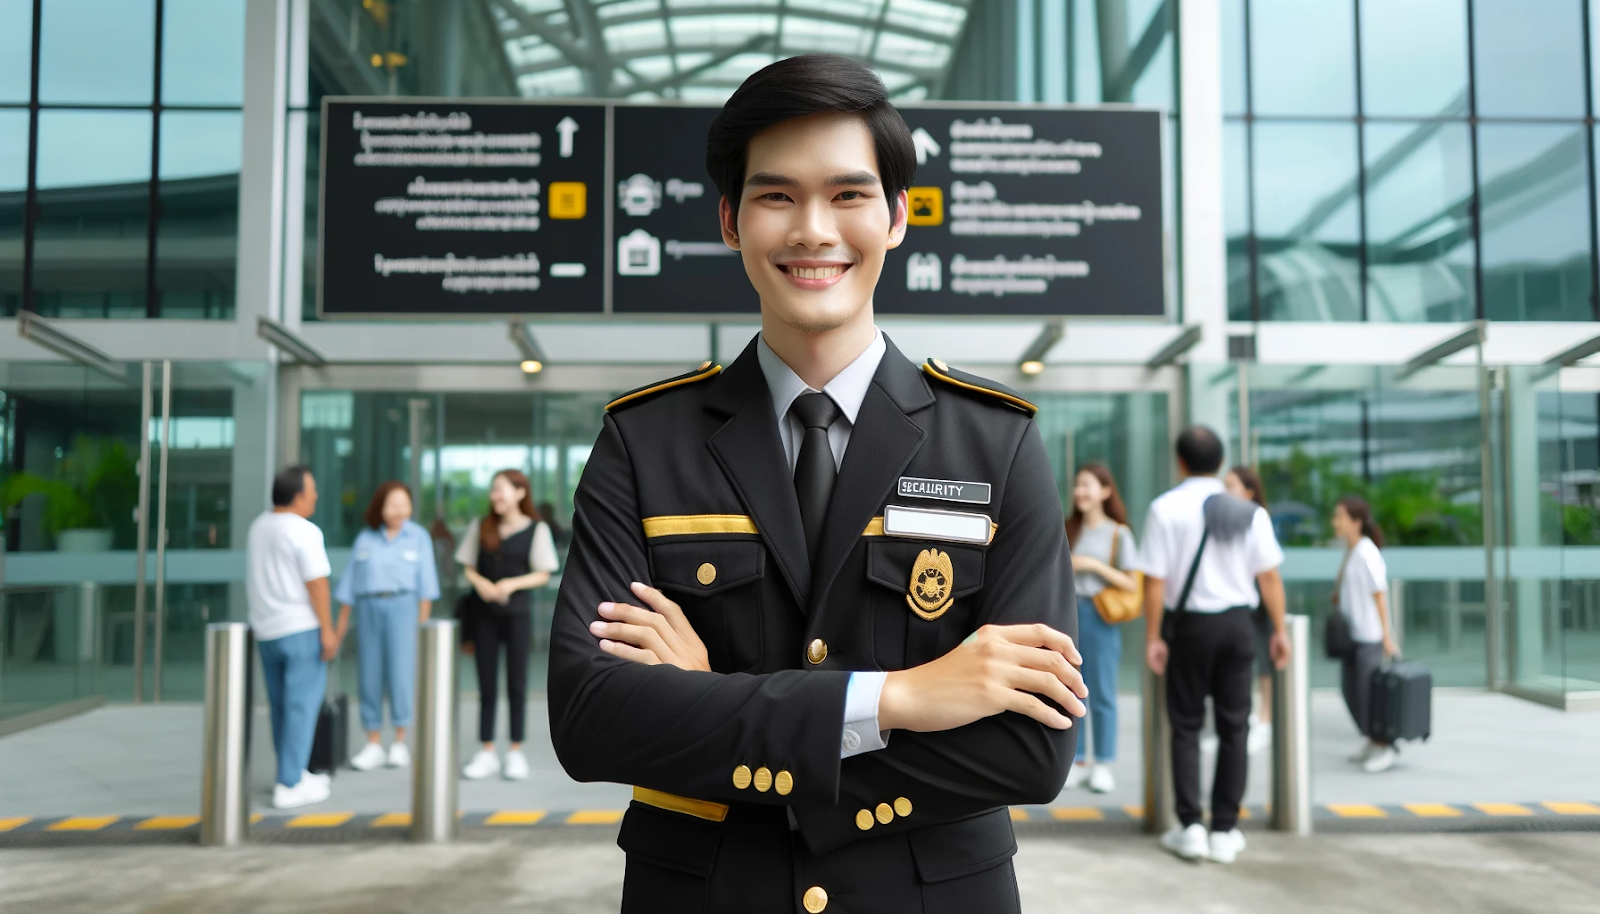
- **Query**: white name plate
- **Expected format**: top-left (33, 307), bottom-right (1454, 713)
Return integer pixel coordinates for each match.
top-left (882, 505), bottom-right (993, 545)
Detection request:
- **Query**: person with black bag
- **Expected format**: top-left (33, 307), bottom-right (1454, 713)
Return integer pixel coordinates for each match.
top-left (1138, 427), bottom-right (1289, 864)
top-left (1330, 495), bottom-right (1402, 773)
top-left (454, 469), bottom-right (559, 781)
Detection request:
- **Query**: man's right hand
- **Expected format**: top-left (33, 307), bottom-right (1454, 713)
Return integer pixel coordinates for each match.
top-left (1146, 638), bottom-right (1169, 676)
top-left (320, 627), bottom-right (340, 662)
top-left (877, 624), bottom-right (1087, 732)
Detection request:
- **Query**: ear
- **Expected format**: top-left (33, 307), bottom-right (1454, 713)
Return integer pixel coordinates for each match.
top-left (718, 195), bottom-right (740, 251)
top-left (885, 188), bottom-right (910, 250)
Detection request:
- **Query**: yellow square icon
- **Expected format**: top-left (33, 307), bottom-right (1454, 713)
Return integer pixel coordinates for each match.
top-left (548, 181), bottom-right (587, 219)
top-left (907, 186), bottom-right (943, 226)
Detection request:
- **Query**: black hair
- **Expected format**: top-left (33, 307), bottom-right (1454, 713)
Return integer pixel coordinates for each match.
top-left (705, 54), bottom-right (916, 224)
top-left (1175, 426), bottom-right (1224, 475)
top-left (1336, 494), bottom-right (1386, 548)
top-left (271, 465), bottom-right (313, 507)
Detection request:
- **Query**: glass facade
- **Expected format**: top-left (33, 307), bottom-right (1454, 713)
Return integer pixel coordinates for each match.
top-left (1226, 0), bottom-right (1600, 324)
top-left (0, 0), bottom-right (246, 319)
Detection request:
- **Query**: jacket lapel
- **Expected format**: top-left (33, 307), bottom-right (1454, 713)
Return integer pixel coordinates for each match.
top-left (809, 336), bottom-right (936, 611)
top-left (705, 340), bottom-right (810, 609)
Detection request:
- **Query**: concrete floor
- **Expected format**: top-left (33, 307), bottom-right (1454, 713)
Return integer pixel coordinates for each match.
top-left (2, 689), bottom-right (1595, 818)
top-left (2, 832), bottom-right (1597, 913)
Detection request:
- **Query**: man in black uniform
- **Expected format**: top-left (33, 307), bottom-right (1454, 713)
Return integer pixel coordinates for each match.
top-left (548, 54), bottom-right (1085, 913)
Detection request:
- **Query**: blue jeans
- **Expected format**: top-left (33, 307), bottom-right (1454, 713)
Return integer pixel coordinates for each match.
top-left (1075, 595), bottom-right (1122, 762)
top-left (258, 628), bottom-right (326, 788)
top-left (355, 594), bottom-right (418, 732)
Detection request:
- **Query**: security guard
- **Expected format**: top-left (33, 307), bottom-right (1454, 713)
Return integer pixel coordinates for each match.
top-left (548, 55), bottom-right (1084, 913)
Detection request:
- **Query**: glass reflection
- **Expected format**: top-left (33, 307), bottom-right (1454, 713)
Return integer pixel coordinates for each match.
top-left (1250, 0), bottom-right (1355, 116)
top-left (0, 109), bottom-right (24, 316)
top-left (162, 0), bottom-right (246, 106)
top-left (1252, 122), bottom-right (1361, 321)
top-left (1478, 125), bottom-right (1592, 322)
top-left (32, 111), bottom-right (152, 318)
top-left (1364, 122), bottom-right (1474, 323)
top-left (157, 112), bottom-right (241, 319)
top-left (1222, 0), bottom-right (1246, 116)
top-left (1360, 0), bottom-right (1468, 118)
top-left (1472, 0), bottom-right (1585, 118)
top-left (38, 0), bottom-right (155, 105)
top-left (1225, 121), bottom-right (1251, 321)
top-left (0, 0), bottom-right (32, 103)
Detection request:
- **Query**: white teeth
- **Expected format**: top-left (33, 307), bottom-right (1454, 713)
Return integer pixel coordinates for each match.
top-left (789, 265), bottom-right (846, 280)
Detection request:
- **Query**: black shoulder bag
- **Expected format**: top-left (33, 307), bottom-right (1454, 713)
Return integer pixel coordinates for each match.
top-left (1160, 526), bottom-right (1210, 644)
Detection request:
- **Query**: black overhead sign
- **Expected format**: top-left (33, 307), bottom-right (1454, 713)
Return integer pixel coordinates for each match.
top-left (318, 99), bottom-right (1164, 318)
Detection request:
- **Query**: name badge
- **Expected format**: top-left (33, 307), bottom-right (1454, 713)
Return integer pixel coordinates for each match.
top-left (897, 476), bottom-right (990, 505)
top-left (883, 505), bottom-right (993, 545)
top-left (402, 550), bottom-right (419, 562)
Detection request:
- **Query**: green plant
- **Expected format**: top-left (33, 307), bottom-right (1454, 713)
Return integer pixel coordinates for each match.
top-left (1256, 444), bottom-right (1481, 547)
top-left (1, 436), bottom-right (140, 541)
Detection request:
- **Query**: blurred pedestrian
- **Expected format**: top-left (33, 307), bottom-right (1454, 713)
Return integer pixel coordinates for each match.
top-left (1139, 427), bottom-right (1289, 864)
top-left (334, 481), bottom-right (440, 772)
top-left (1064, 462), bottom-right (1139, 794)
top-left (456, 470), bottom-right (558, 781)
top-left (1330, 495), bottom-right (1400, 773)
top-left (1224, 465), bottom-right (1279, 756)
top-left (246, 465), bottom-right (337, 809)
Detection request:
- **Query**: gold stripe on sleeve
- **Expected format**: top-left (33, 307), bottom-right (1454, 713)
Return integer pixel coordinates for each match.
top-left (632, 787), bottom-right (730, 822)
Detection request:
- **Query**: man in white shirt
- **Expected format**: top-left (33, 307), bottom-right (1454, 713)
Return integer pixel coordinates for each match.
top-left (1137, 426), bottom-right (1289, 864)
top-left (246, 465), bottom-right (338, 809)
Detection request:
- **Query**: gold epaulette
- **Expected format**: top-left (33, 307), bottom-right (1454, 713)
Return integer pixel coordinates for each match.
top-left (605, 361), bottom-right (722, 412)
top-left (922, 358), bottom-right (1037, 416)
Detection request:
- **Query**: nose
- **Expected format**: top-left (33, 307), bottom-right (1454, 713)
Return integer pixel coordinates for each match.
top-left (785, 196), bottom-right (840, 250)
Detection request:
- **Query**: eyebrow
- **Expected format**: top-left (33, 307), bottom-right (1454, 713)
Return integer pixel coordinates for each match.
top-left (744, 170), bottom-right (882, 189)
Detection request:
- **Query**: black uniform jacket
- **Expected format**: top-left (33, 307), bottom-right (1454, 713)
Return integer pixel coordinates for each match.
top-left (548, 335), bottom-right (1078, 914)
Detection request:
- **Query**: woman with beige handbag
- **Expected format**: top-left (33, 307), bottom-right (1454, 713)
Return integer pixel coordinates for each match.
top-left (1064, 463), bottom-right (1143, 793)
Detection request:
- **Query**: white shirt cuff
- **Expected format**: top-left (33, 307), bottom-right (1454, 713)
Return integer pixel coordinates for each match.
top-left (840, 671), bottom-right (890, 758)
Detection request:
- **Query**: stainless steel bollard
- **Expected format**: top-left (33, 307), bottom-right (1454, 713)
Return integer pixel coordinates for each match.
top-left (1140, 665), bottom-right (1176, 834)
top-left (201, 623), bottom-right (253, 846)
top-left (1271, 614), bottom-right (1312, 835)
top-left (412, 619), bottom-right (459, 842)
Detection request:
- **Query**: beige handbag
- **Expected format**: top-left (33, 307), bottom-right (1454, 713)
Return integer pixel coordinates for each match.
top-left (1092, 525), bottom-right (1144, 624)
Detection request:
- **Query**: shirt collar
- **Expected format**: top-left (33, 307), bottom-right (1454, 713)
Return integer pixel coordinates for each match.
top-left (1178, 475), bottom-right (1225, 495)
top-left (756, 328), bottom-right (885, 426)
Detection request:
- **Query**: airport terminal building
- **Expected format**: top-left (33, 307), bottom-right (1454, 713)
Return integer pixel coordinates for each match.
top-left (2, 0), bottom-right (1597, 727)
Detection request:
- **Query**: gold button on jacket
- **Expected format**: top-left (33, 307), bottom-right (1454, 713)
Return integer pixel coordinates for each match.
top-left (803, 886), bottom-right (829, 913)
top-left (549, 337), bottom-right (1070, 914)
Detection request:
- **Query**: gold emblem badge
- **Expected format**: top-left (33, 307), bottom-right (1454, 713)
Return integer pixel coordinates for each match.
top-left (906, 548), bottom-right (954, 620)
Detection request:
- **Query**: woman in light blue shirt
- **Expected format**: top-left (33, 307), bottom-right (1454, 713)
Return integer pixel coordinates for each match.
top-left (334, 481), bottom-right (441, 771)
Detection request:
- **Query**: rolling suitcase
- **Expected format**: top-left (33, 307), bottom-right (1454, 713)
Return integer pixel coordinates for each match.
top-left (308, 654), bottom-right (348, 775)
top-left (1369, 660), bottom-right (1431, 743)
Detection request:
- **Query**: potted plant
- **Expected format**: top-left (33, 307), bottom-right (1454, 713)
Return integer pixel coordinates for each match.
top-left (1, 435), bottom-right (140, 551)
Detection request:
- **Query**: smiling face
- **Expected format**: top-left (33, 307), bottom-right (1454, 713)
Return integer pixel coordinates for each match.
top-left (720, 111), bottom-right (908, 333)
top-left (489, 473), bottom-right (526, 518)
top-left (382, 486), bottom-right (413, 529)
top-left (1072, 470), bottom-right (1107, 515)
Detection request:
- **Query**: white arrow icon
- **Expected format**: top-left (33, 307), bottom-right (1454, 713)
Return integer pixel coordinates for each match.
top-left (556, 116), bottom-right (579, 158)
top-left (911, 127), bottom-right (941, 165)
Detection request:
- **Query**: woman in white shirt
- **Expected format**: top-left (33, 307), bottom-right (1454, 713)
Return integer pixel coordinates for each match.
top-left (1331, 495), bottom-right (1400, 774)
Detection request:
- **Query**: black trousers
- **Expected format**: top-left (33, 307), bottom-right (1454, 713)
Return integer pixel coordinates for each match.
top-left (1341, 642), bottom-right (1385, 740)
top-left (474, 609), bottom-right (531, 743)
top-left (1166, 607), bottom-right (1256, 832)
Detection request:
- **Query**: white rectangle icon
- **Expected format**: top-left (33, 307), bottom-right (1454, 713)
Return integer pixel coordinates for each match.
top-left (550, 262), bottom-right (587, 278)
top-left (883, 505), bottom-right (993, 545)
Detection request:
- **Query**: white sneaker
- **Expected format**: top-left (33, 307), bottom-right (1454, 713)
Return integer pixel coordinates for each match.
top-left (1248, 721), bottom-right (1273, 756)
top-left (387, 742), bottom-right (411, 768)
top-left (1208, 828), bottom-right (1246, 864)
top-left (462, 749), bottom-right (501, 780)
top-left (1200, 734), bottom-right (1220, 754)
top-left (350, 742), bottom-right (387, 771)
top-left (1348, 741), bottom-right (1378, 764)
top-left (1088, 764), bottom-right (1115, 794)
top-left (303, 769), bottom-right (331, 788)
top-left (1064, 763), bottom-right (1090, 790)
top-left (273, 775), bottom-right (331, 809)
top-left (503, 749), bottom-right (530, 780)
top-left (1362, 745), bottom-right (1399, 774)
top-left (1160, 823), bottom-right (1209, 861)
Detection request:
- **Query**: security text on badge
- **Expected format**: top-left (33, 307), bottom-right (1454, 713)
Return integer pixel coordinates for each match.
top-left (897, 476), bottom-right (991, 505)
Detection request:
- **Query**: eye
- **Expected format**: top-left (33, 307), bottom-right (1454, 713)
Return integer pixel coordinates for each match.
top-left (836, 191), bottom-right (864, 201)
top-left (760, 192), bottom-right (791, 203)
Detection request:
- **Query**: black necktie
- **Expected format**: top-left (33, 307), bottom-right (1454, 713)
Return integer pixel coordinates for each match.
top-left (791, 392), bottom-right (839, 564)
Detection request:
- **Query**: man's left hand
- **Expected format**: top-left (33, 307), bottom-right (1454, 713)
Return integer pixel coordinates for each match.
top-left (1269, 629), bottom-right (1291, 670)
top-left (589, 582), bottom-right (711, 671)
